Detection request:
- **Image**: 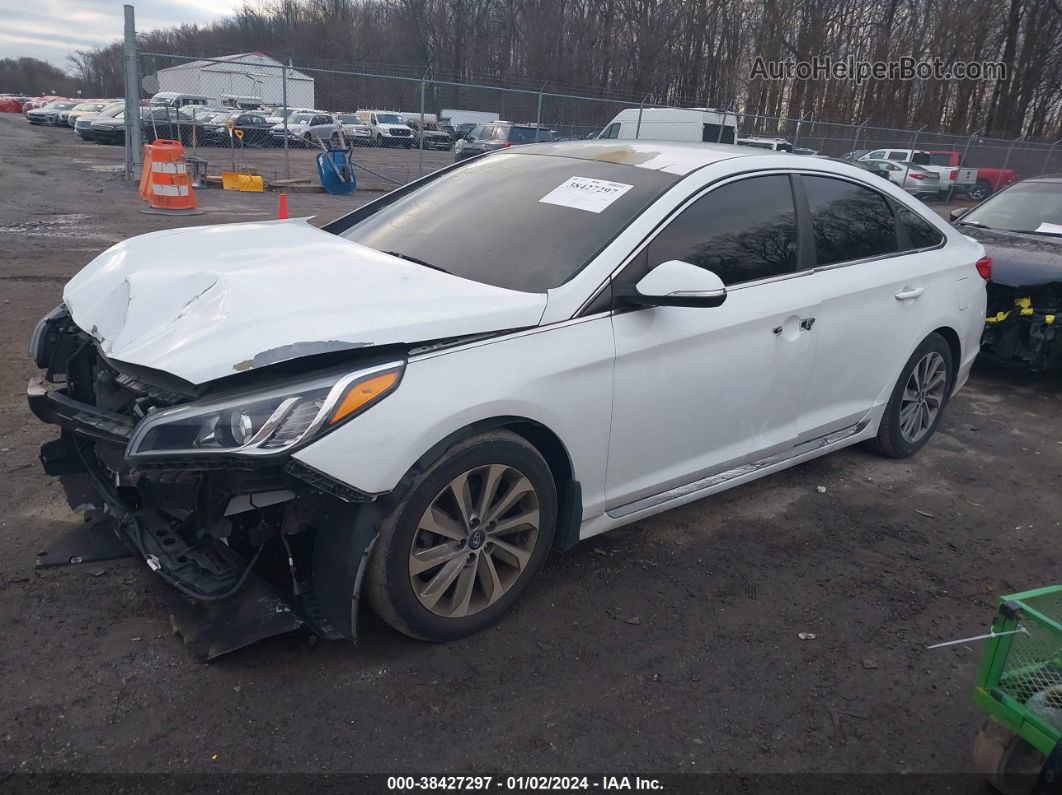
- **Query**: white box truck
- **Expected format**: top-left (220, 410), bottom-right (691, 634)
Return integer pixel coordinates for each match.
top-left (597, 107), bottom-right (737, 144)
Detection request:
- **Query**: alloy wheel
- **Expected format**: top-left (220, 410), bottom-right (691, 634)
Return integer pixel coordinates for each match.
top-left (408, 464), bottom-right (541, 618)
top-left (899, 351), bottom-right (947, 443)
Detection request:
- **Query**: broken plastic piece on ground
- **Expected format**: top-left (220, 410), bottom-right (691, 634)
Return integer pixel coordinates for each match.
top-left (35, 512), bottom-right (133, 569)
top-left (165, 573), bottom-right (304, 662)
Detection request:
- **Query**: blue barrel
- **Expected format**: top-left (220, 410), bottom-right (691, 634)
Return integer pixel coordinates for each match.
top-left (316, 148), bottom-right (357, 195)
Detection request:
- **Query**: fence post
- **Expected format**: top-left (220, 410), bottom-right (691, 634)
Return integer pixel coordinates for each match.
top-left (792, 113), bottom-right (806, 150)
top-left (535, 82), bottom-right (546, 142)
top-left (900, 124), bottom-right (925, 184)
top-left (947, 131), bottom-right (979, 202)
top-left (418, 72), bottom-right (427, 178)
top-left (281, 60), bottom-right (290, 179)
top-left (1002, 135), bottom-right (1024, 173)
top-left (635, 93), bottom-right (649, 140)
top-left (122, 4), bottom-right (142, 181)
top-left (1042, 139), bottom-right (1062, 176)
top-left (851, 119), bottom-right (869, 156)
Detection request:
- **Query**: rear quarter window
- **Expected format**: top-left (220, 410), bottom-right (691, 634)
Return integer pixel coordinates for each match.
top-left (897, 205), bottom-right (945, 250)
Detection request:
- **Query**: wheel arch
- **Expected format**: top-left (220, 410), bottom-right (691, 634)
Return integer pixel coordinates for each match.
top-left (400, 416), bottom-right (582, 552)
top-left (931, 325), bottom-right (962, 376)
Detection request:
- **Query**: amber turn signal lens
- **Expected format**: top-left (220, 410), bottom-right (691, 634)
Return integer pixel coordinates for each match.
top-left (328, 370), bottom-right (400, 425)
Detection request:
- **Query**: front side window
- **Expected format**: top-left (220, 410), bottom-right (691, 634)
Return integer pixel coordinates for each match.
top-left (866, 150), bottom-right (886, 159)
top-left (803, 175), bottom-right (898, 265)
top-left (646, 175), bottom-right (798, 286)
top-left (601, 123), bottom-right (620, 139)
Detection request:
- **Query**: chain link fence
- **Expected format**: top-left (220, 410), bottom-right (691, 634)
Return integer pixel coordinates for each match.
top-left (128, 52), bottom-right (1062, 193)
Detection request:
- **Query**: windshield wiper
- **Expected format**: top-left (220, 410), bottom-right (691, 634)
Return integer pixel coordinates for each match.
top-left (384, 250), bottom-right (452, 274)
top-left (958, 220), bottom-right (989, 228)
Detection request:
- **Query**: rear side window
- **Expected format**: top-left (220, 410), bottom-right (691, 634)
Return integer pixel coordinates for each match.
top-left (647, 175), bottom-right (798, 286)
top-left (897, 205), bottom-right (945, 250)
top-left (803, 176), bottom-right (898, 266)
top-left (702, 123), bottom-right (736, 144)
top-left (506, 127), bottom-right (542, 144)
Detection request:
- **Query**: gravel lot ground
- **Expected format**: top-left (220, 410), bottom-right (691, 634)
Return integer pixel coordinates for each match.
top-left (1, 114), bottom-right (1060, 783)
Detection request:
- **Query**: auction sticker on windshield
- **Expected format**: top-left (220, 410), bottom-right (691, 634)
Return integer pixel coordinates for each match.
top-left (539, 176), bottom-right (633, 213)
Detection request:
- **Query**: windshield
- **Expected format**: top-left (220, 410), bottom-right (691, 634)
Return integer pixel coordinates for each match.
top-left (376, 113), bottom-right (404, 124)
top-left (960, 182), bottom-right (1062, 236)
top-left (292, 114), bottom-right (313, 124)
top-left (338, 114), bottom-right (359, 123)
top-left (336, 152), bottom-right (677, 292)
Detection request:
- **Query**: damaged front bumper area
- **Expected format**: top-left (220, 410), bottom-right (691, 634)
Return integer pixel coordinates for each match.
top-left (27, 308), bottom-right (389, 659)
top-left (981, 284), bottom-right (1062, 372)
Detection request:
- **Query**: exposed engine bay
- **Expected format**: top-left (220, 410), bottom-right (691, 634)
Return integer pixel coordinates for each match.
top-left (27, 307), bottom-right (393, 660)
top-left (981, 281), bottom-right (1062, 372)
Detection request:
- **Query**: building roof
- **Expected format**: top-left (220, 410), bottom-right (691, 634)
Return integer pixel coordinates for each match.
top-left (157, 53), bottom-right (312, 81)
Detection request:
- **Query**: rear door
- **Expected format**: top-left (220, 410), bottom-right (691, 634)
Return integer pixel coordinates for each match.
top-left (606, 174), bottom-right (820, 510)
top-left (793, 174), bottom-right (945, 440)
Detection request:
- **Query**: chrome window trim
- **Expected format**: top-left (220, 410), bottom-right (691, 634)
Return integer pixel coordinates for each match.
top-left (573, 167), bottom-right (948, 316)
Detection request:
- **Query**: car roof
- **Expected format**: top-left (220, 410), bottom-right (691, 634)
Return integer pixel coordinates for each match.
top-left (509, 140), bottom-right (775, 175)
top-left (1020, 175), bottom-right (1062, 185)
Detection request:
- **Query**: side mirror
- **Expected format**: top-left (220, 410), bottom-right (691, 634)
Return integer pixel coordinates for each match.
top-left (622, 260), bottom-right (727, 308)
top-left (950, 208), bottom-right (969, 221)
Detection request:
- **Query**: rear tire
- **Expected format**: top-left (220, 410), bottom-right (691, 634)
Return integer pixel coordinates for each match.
top-left (366, 430), bottom-right (557, 641)
top-left (871, 333), bottom-right (954, 458)
top-left (968, 179), bottom-right (993, 202)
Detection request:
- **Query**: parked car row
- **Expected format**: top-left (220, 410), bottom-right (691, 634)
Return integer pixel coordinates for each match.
top-left (22, 97), bottom-right (477, 151)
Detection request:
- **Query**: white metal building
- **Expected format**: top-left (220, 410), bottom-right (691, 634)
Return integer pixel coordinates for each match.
top-left (155, 52), bottom-right (315, 109)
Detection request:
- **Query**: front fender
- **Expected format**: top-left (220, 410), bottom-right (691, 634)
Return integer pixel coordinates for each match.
top-left (291, 316), bottom-right (615, 519)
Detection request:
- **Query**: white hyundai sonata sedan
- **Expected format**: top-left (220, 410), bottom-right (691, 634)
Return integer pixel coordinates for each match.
top-left (28, 141), bottom-right (988, 654)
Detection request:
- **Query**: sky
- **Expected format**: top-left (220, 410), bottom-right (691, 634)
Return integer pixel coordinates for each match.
top-left (0, 0), bottom-right (245, 67)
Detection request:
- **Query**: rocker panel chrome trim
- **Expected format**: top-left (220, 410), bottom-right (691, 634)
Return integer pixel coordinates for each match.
top-left (607, 420), bottom-right (869, 519)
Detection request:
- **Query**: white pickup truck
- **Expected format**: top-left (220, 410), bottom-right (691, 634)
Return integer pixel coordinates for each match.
top-left (859, 148), bottom-right (977, 196)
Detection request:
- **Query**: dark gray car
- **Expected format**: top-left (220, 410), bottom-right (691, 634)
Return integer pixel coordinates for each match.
top-left (454, 122), bottom-right (558, 161)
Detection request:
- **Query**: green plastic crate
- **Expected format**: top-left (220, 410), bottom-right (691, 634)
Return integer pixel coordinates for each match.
top-left (975, 585), bottom-right (1062, 755)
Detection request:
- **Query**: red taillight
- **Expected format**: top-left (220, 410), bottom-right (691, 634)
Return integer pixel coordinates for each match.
top-left (910, 172), bottom-right (926, 180)
top-left (975, 256), bottom-right (992, 280)
top-left (950, 169), bottom-right (958, 180)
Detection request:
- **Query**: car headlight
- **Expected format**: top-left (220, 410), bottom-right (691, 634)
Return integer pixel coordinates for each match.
top-left (29, 304), bottom-right (68, 367)
top-left (126, 362), bottom-right (404, 460)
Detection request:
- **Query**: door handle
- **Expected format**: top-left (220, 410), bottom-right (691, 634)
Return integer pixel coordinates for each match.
top-left (773, 317), bottom-right (815, 335)
top-left (895, 286), bottom-right (925, 300)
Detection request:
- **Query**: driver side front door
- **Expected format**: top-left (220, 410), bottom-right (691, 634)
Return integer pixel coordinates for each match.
top-left (605, 174), bottom-right (820, 513)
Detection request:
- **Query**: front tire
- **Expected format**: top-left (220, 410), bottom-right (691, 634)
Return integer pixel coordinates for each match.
top-left (871, 333), bottom-right (954, 458)
top-left (366, 430), bottom-right (557, 641)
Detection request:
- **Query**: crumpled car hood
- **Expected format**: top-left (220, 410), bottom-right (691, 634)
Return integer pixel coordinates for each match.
top-left (63, 219), bottom-right (547, 385)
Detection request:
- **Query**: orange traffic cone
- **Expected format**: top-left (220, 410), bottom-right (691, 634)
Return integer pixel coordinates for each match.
top-left (139, 139), bottom-right (204, 216)
top-left (277, 193), bottom-right (289, 220)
